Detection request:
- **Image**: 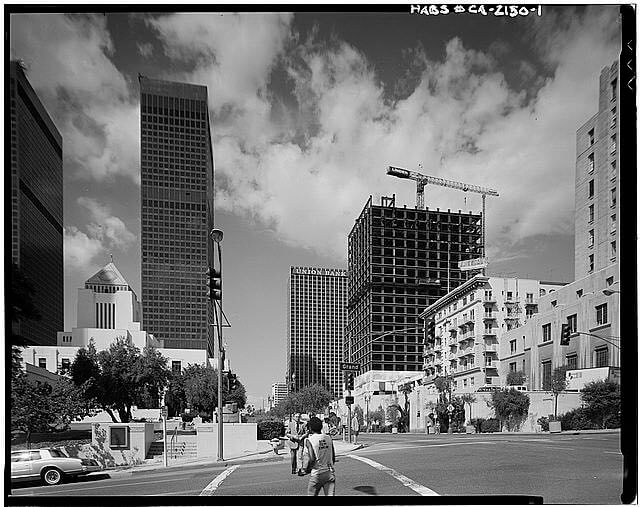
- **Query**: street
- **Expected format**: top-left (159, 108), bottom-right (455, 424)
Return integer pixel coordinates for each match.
top-left (10, 432), bottom-right (622, 502)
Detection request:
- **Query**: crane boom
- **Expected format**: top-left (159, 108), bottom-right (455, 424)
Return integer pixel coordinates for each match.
top-left (386, 165), bottom-right (499, 268)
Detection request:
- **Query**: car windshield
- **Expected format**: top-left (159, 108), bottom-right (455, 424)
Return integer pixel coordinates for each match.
top-left (48, 449), bottom-right (66, 458)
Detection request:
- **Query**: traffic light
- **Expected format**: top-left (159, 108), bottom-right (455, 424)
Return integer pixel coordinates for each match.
top-left (560, 323), bottom-right (572, 346)
top-left (426, 319), bottom-right (436, 344)
top-left (227, 372), bottom-right (238, 391)
top-left (206, 267), bottom-right (222, 301)
top-left (346, 372), bottom-right (355, 391)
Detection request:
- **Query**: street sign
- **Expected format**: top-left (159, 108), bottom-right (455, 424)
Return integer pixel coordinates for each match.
top-left (458, 257), bottom-right (488, 271)
top-left (340, 362), bottom-right (360, 371)
top-left (161, 406), bottom-right (168, 419)
top-left (345, 396), bottom-right (354, 405)
top-left (447, 404), bottom-right (454, 413)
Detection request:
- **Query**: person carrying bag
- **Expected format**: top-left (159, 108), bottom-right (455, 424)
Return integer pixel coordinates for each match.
top-left (286, 414), bottom-right (308, 475)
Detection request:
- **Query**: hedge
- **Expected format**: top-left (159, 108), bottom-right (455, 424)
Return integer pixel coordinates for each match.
top-left (257, 420), bottom-right (285, 440)
top-left (480, 418), bottom-right (500, 433)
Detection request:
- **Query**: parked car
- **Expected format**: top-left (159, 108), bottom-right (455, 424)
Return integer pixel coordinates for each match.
top-left (11, 448), bottom-right (103, 486)
top-left (476, 385), bottom-right (501, 393)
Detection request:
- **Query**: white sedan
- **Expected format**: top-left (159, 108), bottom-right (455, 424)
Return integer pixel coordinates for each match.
top-left (11, 448), bottom-right (103, 486)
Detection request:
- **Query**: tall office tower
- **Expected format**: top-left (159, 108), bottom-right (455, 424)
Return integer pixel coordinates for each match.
top-left (271, 382), bottom-right (288, 409)
top-left (139, 76), bottom-right (215, 355)
top-left (574, 61), bottom-right (619, 280)
top-left (10, 60), bottom-right (63, 345)
top-left (347, 195), bottom-right (482, 373)
top-left (287, 266), bottom-right (347, 399)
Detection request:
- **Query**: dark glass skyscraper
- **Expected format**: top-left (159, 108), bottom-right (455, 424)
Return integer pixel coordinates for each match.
top-left (139, 76), bottom-right (214, 355)
top-left (10, 60), bottom-right (63, 346)
top-left (347, 196), bottom-right (482, 373)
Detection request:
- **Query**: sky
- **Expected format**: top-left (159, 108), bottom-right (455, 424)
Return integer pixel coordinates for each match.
top-left (9, 6), bottom-right (621, 407)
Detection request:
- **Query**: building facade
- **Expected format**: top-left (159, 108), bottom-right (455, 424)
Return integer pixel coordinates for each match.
top-left (420, 276), bottom-right (566, 394)
top-left (139, 76), bottom-right (215, 355)
top-left (287, 266), bottom-right (347, 399)
top-left (347, 195), bottom-right (483, 375)
top-left (24, 262), bottom-right (211, 377)
top-left (271, 382), bottom-right (288, 409)
top-left (10, 60), bottom-right (64, 345)
top-left (574, 61), bottom-right (619, 280)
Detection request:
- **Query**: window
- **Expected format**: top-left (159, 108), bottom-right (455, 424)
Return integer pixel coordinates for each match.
top-left (60, 358), bottom-right (71, 374)
top-left (567, 314), bottom-right (577, 333)
top-left (588, 204), bottom-right (594, 223)
top-left (470, 377), bottom-right (474, 386)
top-left (610, 241), bottom-right (616, 259)
top-left (610, 108), bottom-right (616, 129)
top-left (606, 276), bottom-right (614, 286)
top-left (509, 362), bottom-right (517, 372)
top-left (551, 300), bottom-right (557, 308)
top-left (588, 180), bottom-right (594, 198)
top-left (463, 379), bottom-right (468, 388)
top-left (588, 129), bottom-right (594, 146)
top-left (611, 79), bottom-right (617, 101)
top-left (587, 153), bottom-right (594, 172)
top-left (610, 187), bottom-right (616, 208)
top-left (38, 358), bottom-right (47, 369)
top-left (595, 347), bottom-right (609, 367)
top-left (567, 354), bottom-right (578, 370)
top-left (540, 289), bottom-right (546, 297)
top-left (588, 254), bottom-right (594, 273)
top-left (610, 214), bottom-right (617, 234)
top-left (610, 160), bottom-right (617, 177)
top-left (109, 427), bottom-right (130, 449)
top-left (542, 361), bottom-right (552, 390)
top-left (610, 135), bottom-right (616, 155)
top-left (542, 323), bottom-right (552, 342)
top-left (507, 291), bottom-right (513, 301)
top-left (526, 292), bottom-right (534, 303)
top-left (588, 229), bottom-right (594, 248)
top-left (596, 303), bottom-right (608, 325)
top-left (510, 340), bottom-right (517, 354)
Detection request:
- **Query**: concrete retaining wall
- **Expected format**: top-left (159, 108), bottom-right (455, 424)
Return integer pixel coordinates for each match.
top-left (196, 423), bottom-right (257, 459)
top-left (85, 422), bottom-right (155, 467)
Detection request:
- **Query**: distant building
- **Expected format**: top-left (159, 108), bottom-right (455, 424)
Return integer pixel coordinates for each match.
top-left (271, 382), bottom-right (288, 409)
top-left (574, 61), bottom-right (619, 280)
top-left (347, 195), bottom-right (483, 378)
top-left (420, 276), bottom-right (566, 393)
top-left (287, 266), bottom-right (347, 400)
top-left (139, 76), bottom-right (215, 355)
top-left (23, 262), bottom-right (213, 377)
top-left (10, 60), bottom-right (63, 346)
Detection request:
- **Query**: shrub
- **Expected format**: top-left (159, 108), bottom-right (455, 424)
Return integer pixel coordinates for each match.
top-left (537, 416), bottom-right (549, 432)
top-left (257, 420), bottom-right (284, 440)
top-left (198, 411), bottom-right (212, 423)
top-left (560, 408), bottom-right (596, 430)
top-left (480, 418), bottom-right (500, 433)
top-left (470, 418), bottom-right (485, 433)
top-left (181, 412), bottom-right (194, 423)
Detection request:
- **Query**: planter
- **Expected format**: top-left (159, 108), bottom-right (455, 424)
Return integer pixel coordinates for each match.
top-left (391, 427), bottom-right (398, 434)
top-left (549, 421), bottom-right (562, 433)
top-left (465, 425), bottom-right (476, 434)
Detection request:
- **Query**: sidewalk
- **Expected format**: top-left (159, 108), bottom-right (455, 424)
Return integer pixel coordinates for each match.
top-left (106, 439), bottom-right (363, 478)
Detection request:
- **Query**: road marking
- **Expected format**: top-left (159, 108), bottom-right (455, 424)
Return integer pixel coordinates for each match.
top-left (347, 454), bottom-right (439, 496)
top-left (200, 465), bottom-right (240, 496)
top-left (604, 451), bottom-right (622, 455)
top-left (358, 441), bottom-right (497, 454)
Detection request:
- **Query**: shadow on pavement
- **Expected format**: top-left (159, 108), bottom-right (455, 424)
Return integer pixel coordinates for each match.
top-left (353, 485), bottom-right (377, 495)
top-left (11, 473), bottom-right (112, 490)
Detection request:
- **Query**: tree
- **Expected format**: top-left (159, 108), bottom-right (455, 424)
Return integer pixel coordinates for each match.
top-left (433, 375), bottom-right (453, 404)
top-left (182, 364), bottom-right (219, 414)
top-left (165, 371), bottom-right (187, 417)
top-left (490, 389), bottom-right (530, 431)
top-left (549, 366), bottom-right (569, 419)
top-left (352, 404), bottom-right (364, 428)
top-left (294, 384), bottom-right (332, 414)
top-left (225, 379), bottom-right (247, 409)
top-left (506, 370), bottom-right (527, 386)
top-left (460, 393), bottom-right (476, 424)
top-left (70, 338), bottom-right (171, 422)
top-left (581, 380), bottom-right (621, 429)
top-left (369, 405), bottom-right (385, 431)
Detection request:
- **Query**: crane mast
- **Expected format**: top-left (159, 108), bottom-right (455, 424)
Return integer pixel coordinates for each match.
top-left (386, 165), bottom-right (499, 261)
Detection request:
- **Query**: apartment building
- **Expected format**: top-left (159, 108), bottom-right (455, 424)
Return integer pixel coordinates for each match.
top-left (420, 276), bottom-right (565, 393)
top-left (271, 382), bottom-right (288, 409)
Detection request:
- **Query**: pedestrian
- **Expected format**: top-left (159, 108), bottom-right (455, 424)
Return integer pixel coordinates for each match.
top-left (285, 414), bottom-right (308, 475)
top-left (350, 414), bottom-right (360, 444)
top-left (302, 416), bottom-right (336, 496)
top-left (322, 418), bottom-right (330, 435)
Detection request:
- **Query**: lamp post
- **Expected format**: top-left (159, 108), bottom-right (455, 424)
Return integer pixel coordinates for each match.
top-left (364, 392), bottom-right (372, 432)
top-left (210, 228), bottom-right (224, 462)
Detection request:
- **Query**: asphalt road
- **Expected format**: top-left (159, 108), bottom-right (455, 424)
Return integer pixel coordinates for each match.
top-left (10, 432), bottom-right (623, 502)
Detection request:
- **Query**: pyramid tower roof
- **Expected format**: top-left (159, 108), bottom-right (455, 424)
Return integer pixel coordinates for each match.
top-left (85, 262), bottom-right (130, 286)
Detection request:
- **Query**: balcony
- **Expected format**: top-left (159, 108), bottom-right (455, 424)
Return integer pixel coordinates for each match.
top-left (483, 328), bottom-right (497, 336)
top-left (524, 298), bottom-right (537, 306)
top-left (483, 296), bottom-right (496, 304)
top-left (504, 298), bottom-right (519, 305)
top-left (484, 344), bottom-right (498, 353)
top-left (484, 363), bottom-right (498, 369)
top-left (504, 314), bottom-right (520, 320)
top-left (483, 313), bottom-right (497, 320)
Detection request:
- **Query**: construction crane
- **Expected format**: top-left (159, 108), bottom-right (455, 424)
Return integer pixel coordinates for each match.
top-left (386, 165), bottom-right (499, 259)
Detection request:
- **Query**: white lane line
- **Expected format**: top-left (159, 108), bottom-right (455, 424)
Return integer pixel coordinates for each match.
top-left (347, 454), bottom-right (439, 496)
top-left (200, 465), bottom-right (240, 496)
top-left (357, 441), bottom-right (498, 454)
top-left (604, 451), bottom-right (622, 455)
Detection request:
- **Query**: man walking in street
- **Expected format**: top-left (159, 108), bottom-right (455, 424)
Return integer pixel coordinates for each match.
top-left (302, 416), bottom-right (336, 496)
top-left (351, 413), bottom-right (360, 444)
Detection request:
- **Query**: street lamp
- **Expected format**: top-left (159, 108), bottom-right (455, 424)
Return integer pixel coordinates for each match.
top-left (210, 228), bottom-right (224, 461)
top-left (364, 392), bottom-right (372, 433)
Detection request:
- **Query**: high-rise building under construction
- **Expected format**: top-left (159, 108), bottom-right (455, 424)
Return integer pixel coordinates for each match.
top-left (139, 76), bottom-right (215, 355)
top-left (347, 195), bottom-right (482, 373)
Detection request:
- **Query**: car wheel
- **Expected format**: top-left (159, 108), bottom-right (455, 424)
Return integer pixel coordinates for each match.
top-left (42, 468), bottom-right (63, 486)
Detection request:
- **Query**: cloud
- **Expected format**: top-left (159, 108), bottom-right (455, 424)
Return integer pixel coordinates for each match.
top-left (137, 41), bottom-right (153, 57)
top-left (64, 226), bottom-right (105, 270)
top-left (78, 197), bottom-right (136, 249)
top-left (10, 14), bottom-right (140, 183)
